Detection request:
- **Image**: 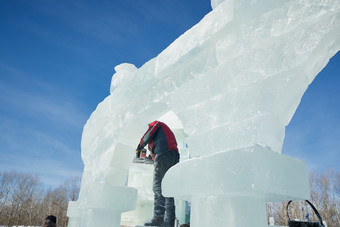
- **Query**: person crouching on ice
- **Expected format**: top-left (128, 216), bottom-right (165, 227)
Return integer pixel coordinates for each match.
top-left (137, 120), bottom-right (180, 227)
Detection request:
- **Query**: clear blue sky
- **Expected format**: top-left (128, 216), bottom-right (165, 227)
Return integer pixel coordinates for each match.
top-left (0, 0), bottom-right (339, 188)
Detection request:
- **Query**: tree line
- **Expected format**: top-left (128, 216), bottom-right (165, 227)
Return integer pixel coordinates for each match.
top-left (267, 170), bottom-right (340, 226)
top-left (1, 169), bottom-right (339, 226)
top-left (0, 171), bottom-right (80, 227)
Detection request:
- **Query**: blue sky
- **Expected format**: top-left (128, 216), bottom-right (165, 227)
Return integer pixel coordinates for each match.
top-left (0, 0), bottom-right (339, 188)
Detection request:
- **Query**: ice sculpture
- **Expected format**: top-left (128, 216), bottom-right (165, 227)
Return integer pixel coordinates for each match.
top-left (67, 0), bottom-right (340, 226)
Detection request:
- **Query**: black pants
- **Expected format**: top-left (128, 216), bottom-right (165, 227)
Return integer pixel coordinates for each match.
top-left (153, 150), bottom-right (180, 221)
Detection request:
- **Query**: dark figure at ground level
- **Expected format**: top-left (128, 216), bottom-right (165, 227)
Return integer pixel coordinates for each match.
top-left (41, 215), bottom-right (57, 227)
top-left (137, 120), bottom-right (180, 227)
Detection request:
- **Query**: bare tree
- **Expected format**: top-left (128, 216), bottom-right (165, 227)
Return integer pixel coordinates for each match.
top-left (267, 170), bottom-right (340, 227)
top-left (39, 176), bottom-right (81, 227)
top-left (0, 171), bottom-right (14, 223)
top-left (335, 171), bottom-right (340, 224)
top-left (0, 171), bottom-right (81, 227)
top-left (63, 176), bottom-right (81, 202)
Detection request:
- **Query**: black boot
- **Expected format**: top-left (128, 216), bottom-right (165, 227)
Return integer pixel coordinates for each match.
top-left (180, 223), bottom-right (190, 227)
top-left (144, 216), bottom-right (164, 226)
top-left (161, 219), bottom-right (175, 227)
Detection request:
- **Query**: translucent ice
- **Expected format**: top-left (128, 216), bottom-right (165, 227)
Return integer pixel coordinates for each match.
top-left (211, 0), bottom-right (229, 10)
top-left (67, 0), bottom-right (340, 226)
top-left (163, 145), bottom-right (309, 226)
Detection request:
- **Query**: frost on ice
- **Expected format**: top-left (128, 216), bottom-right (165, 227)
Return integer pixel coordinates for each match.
top-left (67, 0), bottom-right (340, 226)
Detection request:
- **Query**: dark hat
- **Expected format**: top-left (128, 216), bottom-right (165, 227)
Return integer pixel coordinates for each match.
top-left (45, 215), bottom-right (57, 224)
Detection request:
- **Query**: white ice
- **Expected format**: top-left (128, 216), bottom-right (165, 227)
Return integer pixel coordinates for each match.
top-left (67, 0), bottom-right (340, 226)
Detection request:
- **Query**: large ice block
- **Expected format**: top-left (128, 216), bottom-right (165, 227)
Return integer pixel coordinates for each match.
top-left (163, 145), bottom-right (309, 200)
top-left (163, 145), bottom-right (309, 227)
top-left (67, 202), bottom-right (81, 227)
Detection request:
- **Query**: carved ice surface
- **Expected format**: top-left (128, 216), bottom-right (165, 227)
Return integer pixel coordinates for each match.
top-left (67, 0), bottom-right (340, 226)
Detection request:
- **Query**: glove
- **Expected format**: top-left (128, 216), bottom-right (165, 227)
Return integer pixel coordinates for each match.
top-left (136, 144), bottom-right (142, 158)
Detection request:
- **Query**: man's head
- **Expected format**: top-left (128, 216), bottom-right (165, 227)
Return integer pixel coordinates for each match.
top-left (42, 215), bottom-right (56, 227)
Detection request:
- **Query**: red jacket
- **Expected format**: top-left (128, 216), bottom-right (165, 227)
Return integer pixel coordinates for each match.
top-left (139, 121), bottom-right (178, 157)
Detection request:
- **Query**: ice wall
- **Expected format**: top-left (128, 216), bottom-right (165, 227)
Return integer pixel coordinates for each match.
top-left (67, 0), bottom-right (340, 226)
top-left (211, 0), bottom-right (227, 10)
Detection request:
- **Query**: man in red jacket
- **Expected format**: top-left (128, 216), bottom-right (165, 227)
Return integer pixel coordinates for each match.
top-left (137, 121), bottom-right (180, 227)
